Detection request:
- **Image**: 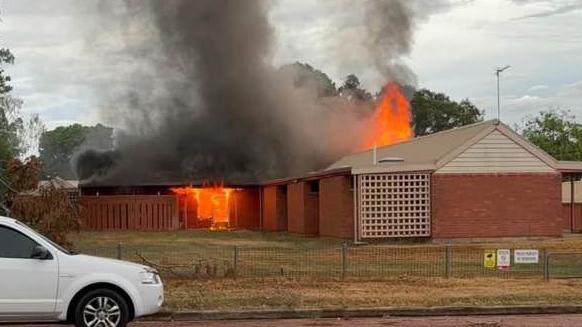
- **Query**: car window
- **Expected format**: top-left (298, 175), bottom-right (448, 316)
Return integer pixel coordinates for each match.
top-left (0, 225), bottom-right (38, 259)
top-left (15, 220), bottom-right (74, 255)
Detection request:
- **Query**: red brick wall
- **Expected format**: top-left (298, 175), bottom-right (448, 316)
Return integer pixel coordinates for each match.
top-left (432, 173), bottom-right (563, 238)
top-left (561, 203), bottom-right (582, 232)
top-left (319, 175), bottom-right (354, 238)
top-left (261, 186), bottom-right (287, 231)
top-left (232, 187), bottom-right (260, 230)
top-left (287, 183), bottom-right (303, 233)
top-left (262, 186), bottom-right (278, 231)
top-left (277, 186), bottom-right (288, 231)
top-left (287, 182), bottom-right (319, 235)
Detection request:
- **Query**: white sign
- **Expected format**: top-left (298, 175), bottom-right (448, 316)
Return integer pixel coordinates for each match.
top-left (514, 249), bottom-right (539, 264)
top-left (497, 249), bottom-right (511, 269)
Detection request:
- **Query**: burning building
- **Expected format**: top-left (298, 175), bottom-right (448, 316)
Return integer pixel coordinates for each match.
top-left (256, 119), bottom-right (582, 240)
top-left (75, 0), bottom-right (582, 239)
top-left (78, 82), bottom-right (416, 233)
top-left (79, 110), bottom-right (582, 240)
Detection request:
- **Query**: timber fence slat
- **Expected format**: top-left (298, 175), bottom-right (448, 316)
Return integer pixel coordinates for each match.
top-left (80, 195), bottom-right (179, 230)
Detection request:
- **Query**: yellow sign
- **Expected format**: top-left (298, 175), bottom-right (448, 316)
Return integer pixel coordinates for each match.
top-left (484, 250), bottom-right (496, 268)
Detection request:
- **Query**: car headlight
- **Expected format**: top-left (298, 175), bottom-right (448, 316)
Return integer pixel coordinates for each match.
top-left (140, 268), bottom-right (160, 285)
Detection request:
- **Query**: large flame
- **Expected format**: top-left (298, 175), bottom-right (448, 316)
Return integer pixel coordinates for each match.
top-left (171, 184), bottom-right (234, 230)
top-left (362, 81), bottom-right (413, 149)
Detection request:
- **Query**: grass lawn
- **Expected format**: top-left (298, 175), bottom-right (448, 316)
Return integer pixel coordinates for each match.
top-left (70, 229), bottom-right (342, 250)
top-left (69, 229), bottom-right (582, 251)
top-left (163, 277), bottom-right (582, 311)
top-left (68, 230), bottom-right (582, 279)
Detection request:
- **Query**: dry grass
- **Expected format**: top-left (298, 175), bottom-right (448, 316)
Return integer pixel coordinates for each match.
top-left (69, 229), bottom-right (340, 250)
top-left (69, 231), bottom-right (582, 280)
top-left (163, 277), bottom-right (582, 311)
top-left (69, 230), bottom-right (582, 252)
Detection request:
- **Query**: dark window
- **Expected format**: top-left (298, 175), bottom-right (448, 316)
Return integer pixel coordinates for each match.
top-left (0, 226), bottom-right (38, 259)
top-left (308, 181), bottom-right (319, 193)
top-left (278, 185), bottom-right (287, 195)
top-left (348, 176), bottom-right (355, 191)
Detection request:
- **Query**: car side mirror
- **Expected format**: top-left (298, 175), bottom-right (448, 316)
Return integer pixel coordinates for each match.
top-left (31, 245), bottom-right (53, 260)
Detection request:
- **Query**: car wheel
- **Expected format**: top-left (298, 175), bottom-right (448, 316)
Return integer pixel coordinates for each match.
top-left (74, 288), bottom-right (130, 327)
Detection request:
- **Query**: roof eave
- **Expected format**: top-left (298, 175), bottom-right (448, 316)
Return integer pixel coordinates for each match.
top-left (556, 161), bottom-right (582, 173)
top-left (260, 167), bottom-right (352, 186)
top-left (352, 163), bottom-right (437, 175)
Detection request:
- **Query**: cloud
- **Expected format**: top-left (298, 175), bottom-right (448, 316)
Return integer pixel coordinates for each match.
top-left (527, 84), bottom-right (549, 92)
top-left (512, 95), bottom-right (542, 103)
top-left (511, 0), bottom-right (582, 20)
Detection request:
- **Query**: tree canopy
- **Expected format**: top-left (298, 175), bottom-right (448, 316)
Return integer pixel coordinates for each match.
top-left (279, 62), bottom-right (338, 98)
top-left (40, 124), bottom-right (114, 179)
top-left (338, 74), bottom-right (373, 103)
top-left (520, 110), bottom-right (582, 161)
top-left (0, 48), bottom-right (20, 209)
top-left (411, 89), bottom-right (483, 136)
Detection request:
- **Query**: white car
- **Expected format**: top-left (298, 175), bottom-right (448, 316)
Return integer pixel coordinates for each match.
top-left (0, 216), bottom-right (164, 327)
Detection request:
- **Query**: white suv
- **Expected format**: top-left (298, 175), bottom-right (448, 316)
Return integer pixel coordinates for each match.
top-left (0, 216), bottom-right (164, 327)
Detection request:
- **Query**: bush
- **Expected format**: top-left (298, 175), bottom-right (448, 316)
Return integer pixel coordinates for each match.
top-left (11, 185), bottom-right (80, 248)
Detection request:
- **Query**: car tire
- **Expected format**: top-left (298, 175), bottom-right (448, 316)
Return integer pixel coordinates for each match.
top-left (73, 288), bottom-right (130, 327)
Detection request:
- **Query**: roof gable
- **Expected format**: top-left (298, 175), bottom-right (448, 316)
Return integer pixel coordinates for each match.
top-left (327, 120), bottom-right (560, 173)
top-left (327, 120), bottom-right (496, 171)
top-left (436, 129), bottom-right (554, 173)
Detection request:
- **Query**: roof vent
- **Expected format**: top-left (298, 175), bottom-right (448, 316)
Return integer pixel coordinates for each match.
top-left (378, 157), bottom-right (404, 163)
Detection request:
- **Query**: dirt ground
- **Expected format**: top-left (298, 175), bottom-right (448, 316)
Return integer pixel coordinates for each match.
top-left (10, 314), bottom-right (582, 327)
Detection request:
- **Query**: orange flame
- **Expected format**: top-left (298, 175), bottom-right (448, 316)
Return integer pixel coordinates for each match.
top-left (362, 81), bottom-right (413, 149)
top-left (171, 183), bottom-right (234, 230)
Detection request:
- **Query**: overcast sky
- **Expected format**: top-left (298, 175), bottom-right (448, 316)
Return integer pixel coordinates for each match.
top-left (1, 0), bottom-right (582, 131)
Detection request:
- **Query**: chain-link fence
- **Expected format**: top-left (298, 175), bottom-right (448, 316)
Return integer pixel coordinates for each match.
top-left (78, 243), bottom-right (582, 281)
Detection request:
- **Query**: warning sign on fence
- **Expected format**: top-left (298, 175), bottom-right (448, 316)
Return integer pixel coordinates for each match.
top-left (514, 249), bottom-right (539, 264)
top-left (497, 249), bottom-right (511, 270)
top-left (484, 250), bottom-right (496, 268)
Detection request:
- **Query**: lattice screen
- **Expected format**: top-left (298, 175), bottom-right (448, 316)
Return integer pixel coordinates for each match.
top-left (358, 173), bottom-right (431, 238)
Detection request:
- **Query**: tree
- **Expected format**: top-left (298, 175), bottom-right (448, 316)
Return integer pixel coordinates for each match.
top-left (39, 124), bottom-right (114, 179)
top-left (0, 47), bottom-right (20, 209)
top-left (411, 89), bottom-right (484, 136)
top-left (520, 110), bottom-right (582, 161)
top-left (280, 62), bottom-right (338, 97)
top-left (8, 157), bottom-right (79, 247)
top-left (338, 74), bottom-right (373, 103)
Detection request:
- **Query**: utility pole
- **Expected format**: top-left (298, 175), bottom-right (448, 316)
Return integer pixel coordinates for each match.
top-left (495, 65), bottom-right (510, 121)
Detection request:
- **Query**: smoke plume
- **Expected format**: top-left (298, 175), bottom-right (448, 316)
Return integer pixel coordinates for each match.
top-left (76, 0), bottom-right (441, 185)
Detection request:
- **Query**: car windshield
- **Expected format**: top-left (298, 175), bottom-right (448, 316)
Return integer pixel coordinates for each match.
top-left (14, 220), bottom-right (76, 255)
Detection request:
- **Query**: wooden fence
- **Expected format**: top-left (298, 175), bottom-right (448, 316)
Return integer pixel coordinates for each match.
top-left (80, 195), bottom-right (180, 230)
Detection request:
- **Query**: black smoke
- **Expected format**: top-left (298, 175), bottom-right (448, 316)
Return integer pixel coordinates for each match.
top-left (76, 0), bottom-right (444, 185)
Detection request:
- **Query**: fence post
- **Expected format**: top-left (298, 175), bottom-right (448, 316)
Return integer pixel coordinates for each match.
top-left (544, 251), bottom-right (550, 281)
top-left (117, 243), bottom-right (122, 260)
top-left (445, 245), bottom-right (452, 278)
top-left (341, 241), bottom-right (348, 280)
top-left (233, 246), bottom-right (239, 279)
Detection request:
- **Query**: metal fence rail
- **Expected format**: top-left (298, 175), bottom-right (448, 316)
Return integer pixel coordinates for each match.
top-left (78, 243), bottom-right (581, 281)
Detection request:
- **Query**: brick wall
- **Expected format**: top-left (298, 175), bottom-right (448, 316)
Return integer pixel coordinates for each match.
top-left (276, 185), bottom-right (288, 231)
top-left (261, 186), bottom-right (287, 231)
top-left (561, 203), bottom-right (582, 232)
top-left (287, 182), bottom-right (319, 235)
top-left (319, 175), bottom-right (354, 238)
top-left (232, 187), bottom-right (260, 230)
top-left (432, 173), bottom-right (563, 238)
